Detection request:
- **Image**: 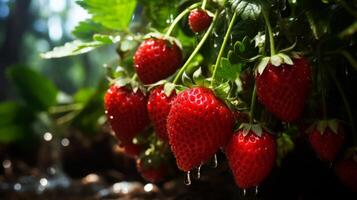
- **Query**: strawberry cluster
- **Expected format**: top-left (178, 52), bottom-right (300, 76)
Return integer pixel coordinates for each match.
top-left (102, 2), bottom-right (357, 193)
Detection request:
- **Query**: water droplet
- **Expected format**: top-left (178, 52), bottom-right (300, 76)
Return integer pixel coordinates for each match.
top-left (243, 188), bottom-right (247, 196)
top-left (14, 183), bottom-right (22, 191)
top-left (255, 185), bottom-right (259, 195)
top-left (184, 171), bottom-right (191, 186)
top-left (193, 164), bottom-right (202, 179)
top-left (109, 115), bottom-right (114, 120)
top-left (105, 110), bottom-right (108, 114)
top-left (212, 154), bottom-right (218, 168)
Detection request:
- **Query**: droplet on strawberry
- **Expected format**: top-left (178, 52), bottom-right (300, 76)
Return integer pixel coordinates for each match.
top-left (308, 121), bottom-right (344, 162)
top-left (147, 86), bottom-right (176, 142)
top-left (335, 158), bottom-right (357, 192)
top-left (225, 129), bottom-right (276, 189)
top-left (104, 85), bottom-right (150, 145)
top-left (255, 57), bottom-right (311, 122)
top-left (188, 9), bottom-right (212, 33)
top-left (134, 38), bottom-right (182, 84)
top-left (167, 87), bottom-right (234, 172)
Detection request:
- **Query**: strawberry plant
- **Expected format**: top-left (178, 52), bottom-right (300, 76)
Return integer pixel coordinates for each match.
top-left (42, 0), bottom-right (357, 196)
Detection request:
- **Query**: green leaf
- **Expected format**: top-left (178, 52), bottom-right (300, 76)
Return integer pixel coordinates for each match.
top-left (216, 57), bottom-right (242, 82)
top-left (182, 72), bottom-right (193, 87)
top-left (229, 0), bottom-right (269, 20)
top-left (0, 102), bottom-right (34, 144)
top-left (41, 35), bottom-right (120, 59)
top-left (0, 125), bottom-right (26, 143)
top-left (7, 66), bottom-right (58, 111)
top-left (77, 0), bottom-right (137, 30)
top-left (214, 82), bottom-right (231, 99)
top-left (72, 20), bottom-right (111, 41)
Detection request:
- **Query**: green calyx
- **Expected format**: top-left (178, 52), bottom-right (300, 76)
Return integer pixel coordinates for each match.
top-left (308, 119), bottom-right (340, 135)
top-left (256, 53), bottom-right (294, 75)
top-left (240, 123), bottom-right (263, 137)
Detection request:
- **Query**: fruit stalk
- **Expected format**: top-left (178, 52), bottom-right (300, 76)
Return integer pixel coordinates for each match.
top-left (173, 10), bottom-right (218, 84)
top-left (201, 0), bottom-right (207, 9)
top-left (327, 66), bottom-right (357, 145)
top-left (262, 10), bottom-right (276, 56)
top-left (249, 85), bottom-right (257, 124)
top-left (165, 2), bottom-right (202, 37)
top-left (211, 11), bottom-right (238, 87)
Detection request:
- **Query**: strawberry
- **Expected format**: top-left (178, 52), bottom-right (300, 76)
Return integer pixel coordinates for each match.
top-left (133, 38), bottom-right (182, 84)
top-left (167, 87), bottom-right (234, 172)
top-left (147, 86), bottom-right (176, 141)
top-left (225, 129), bottom-right (276, 189)
top-left (120, 142), bottom-right (143, 159)
top-left (256, 57), bottom-right (311, 122)
top-left (188, 9), bottom-right (212, 33)
top-left (104, 85), bottom-right (150, 145)
top-left (335, 157), bottom-right (357, 192)
top-left (308, 121), bottom-right (344, 162)
top-left (136, 154), bottom-right (167, 183)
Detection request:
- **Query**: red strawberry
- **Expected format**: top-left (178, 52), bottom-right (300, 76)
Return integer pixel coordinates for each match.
top-left (104, 85), bottom-right (150, 144)
top-left (335, 158), bottom-right (357, 192)
top-left (120, 142), bottom-right (143, 159)
top-left (136, 155), bottom-right (167, 183)
top-left (309, 123), bottom-right (344, 162)
top-left (134, 38), bottom-right (182, 84)
top-left (188, 9), bottom-right (212, 33)
top-left (147, 86), bottom-right (176, 141)
top-left (256, 57), bottom-right (311, 122)
top-left (167, 87), bottom-right (234, 172)
top-left (225, 129), bottom-right (276, 189)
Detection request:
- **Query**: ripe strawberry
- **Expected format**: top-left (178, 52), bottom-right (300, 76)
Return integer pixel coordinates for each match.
top-left (188, 9), bottom-right (212, 33)
top-left (225, 129), bottom-right (276, 189)
top-left (147, 86), bottom-right (176, 141)
top-left (136, 155), bottom-right (167, 183)
top-left (120, 142), bottom-right (143, 159)
top-left (104, 85), bottom-right (150, 145)
top-left (256, 57), bottom-right (311, 122)
top-left (309, 124), bottom-right (344, 162)
top-left (134, 38), bottom-right (182, 84)
top-left (335, 158), bottom-right (357, 192)
top-left (167, 87), bottom-right (234, 172)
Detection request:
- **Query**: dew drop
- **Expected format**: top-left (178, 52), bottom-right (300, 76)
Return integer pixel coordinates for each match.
top-left (109, 115), bottom-right (114, 120)
top-left (184, 171), bottom-right (191, 186)
top-left (212, 154), bottom-right (218, 168)
top-left (243, 188), bottom-right (247, 196)
top-left (105, 110), bottom-right (108, 114)
top-left (193, 164), bottom-right (202, 179)
top-left (255, 185), bottom-right (259, 195)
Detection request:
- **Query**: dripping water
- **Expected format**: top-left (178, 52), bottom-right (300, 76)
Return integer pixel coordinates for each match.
top-left (212, 154), bottom-right (218, 168)
top-left (184, 171), bottom-right (191, 186)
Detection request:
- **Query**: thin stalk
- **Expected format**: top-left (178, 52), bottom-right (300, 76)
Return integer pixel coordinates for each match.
top-left (317, 44), bottom-right (327, 119)
top-left (173, 11), bottom-right (218, 84)
top-left (338, 0), bottom-right (357, 18)
top-left (262, 10), bottom-right (276, 56)
top-left (202, 0), bottom-right (208, 9)
top-left (165, 2), bottom-right (201, 37)
top-left (327, 66), bottom-right (357, 145)
top-left (249, 85), bottom-right (257, 124)
top-left (211, 11), bottom-right (238, 87)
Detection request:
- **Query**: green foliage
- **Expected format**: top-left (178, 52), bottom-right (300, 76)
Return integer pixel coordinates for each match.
top-left (228, 0), bottom-right (270, 20)
top-left (77, 0), bottom-right (137, 31)
top-left (7, 66), bottom-right (58, 111)
top-left (0, 102), bottom-right (34, 143)
top-left (72, 20), bottom-right (112, 41)
top-left (41, 34), bottom-right (120, 59)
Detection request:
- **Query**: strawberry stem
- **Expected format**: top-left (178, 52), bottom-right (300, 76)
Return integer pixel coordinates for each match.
top-left (201, 0), bottom-right (207, 9)
top-left (165, 2), bottom-right (201, 37)
top-left (173, 11), bottom-right (218, 84)
top-left (317, 44), bottom-right (327, 120)
top-left (211, 11), bottom-right (238, 87)
top-left (262, 10), bottom-right (276, 56)
top-left (327, 66), bottom-right (357, 145)
top-left (249, 85), bottom-right (257, 124)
